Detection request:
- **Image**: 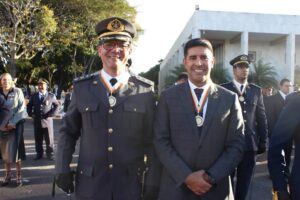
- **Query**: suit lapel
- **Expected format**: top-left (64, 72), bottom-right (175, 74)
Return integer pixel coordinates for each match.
top-left (90, 75), bottom-right (109, 107)
top-left (179, 82), bottom-right (201, 137)
top-left (199, 84), bottom-right (221, 145)
top-left (114, 76), bottom-right (136, 107)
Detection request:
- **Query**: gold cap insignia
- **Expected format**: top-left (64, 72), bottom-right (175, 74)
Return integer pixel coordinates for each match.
top-left (107, 19), bottom-right (125, 32)
top-left (240, 56), bottom-right (248, 61)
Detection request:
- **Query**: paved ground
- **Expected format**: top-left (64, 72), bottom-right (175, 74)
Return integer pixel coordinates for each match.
top-left (0, 118), bottom-right (288, 200)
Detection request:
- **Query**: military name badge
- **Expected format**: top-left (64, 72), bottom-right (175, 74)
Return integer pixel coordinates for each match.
top-left (195, 115), bottom-right (204, 127)
top-left (239, 96), bottom-right (245, 102)
top-left (108, 95), bottom-right (117, 107)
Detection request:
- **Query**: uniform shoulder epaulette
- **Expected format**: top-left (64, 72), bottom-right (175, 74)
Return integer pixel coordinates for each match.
top-left (249, 83), bottom-right (261, 89)
top-left (135, 75), bottom-right (154, 87)
top-left (73, 73), bottom-right (96, 84)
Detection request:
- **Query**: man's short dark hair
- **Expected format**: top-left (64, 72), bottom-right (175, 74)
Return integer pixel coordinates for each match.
top-left (280, 78), bottom-right (290, 86)
top-left (183, 38), bottom-right (213, 57)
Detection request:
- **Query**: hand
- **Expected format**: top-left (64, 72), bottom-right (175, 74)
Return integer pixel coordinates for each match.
top-left (42, 113), bottom-right (49, 119)
top-left (273, 190), bottom-right (291, 200)
top-left (6, 123), bottom-right (16, 130)
top-left (184, 170), bottom-right (212, 196)
top-left (55, 172), bottom-right (74, 194)
top-left (257, 143), bottom-right (266, 154)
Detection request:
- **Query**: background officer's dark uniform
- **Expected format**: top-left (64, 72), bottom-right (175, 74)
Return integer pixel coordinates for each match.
top-left (27, 90), bottom-right (59, 159)
top-left (0, 95), bottom-right (10, 129)
top-left (221, 55), bottom-right (268, 200)
top-left (268, 91), bottom-right (300, 200)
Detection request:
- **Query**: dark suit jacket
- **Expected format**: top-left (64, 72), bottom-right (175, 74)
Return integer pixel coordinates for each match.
top-left (221, 82), bottom-right (268, 151)
top-left (55, 72), bottom-right (160, 200)
top-left (268, 91), bottom-right (300, 200)
top-left (265, 92), bottom-right (285, 136)
top-left (27, 92), bottom-right (59, 119)
top-left (154, 82), bottom-right (245, 200)
top-left (0, 95), bottom-right (10, 129)
top-left (63, 92), bottom-right (72, 113)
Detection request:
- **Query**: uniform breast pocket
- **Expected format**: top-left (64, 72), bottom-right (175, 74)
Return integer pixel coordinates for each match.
top-left (123, 103), bottom-right (146, 137)
top-left (78, 103), bottom-right (99, 128)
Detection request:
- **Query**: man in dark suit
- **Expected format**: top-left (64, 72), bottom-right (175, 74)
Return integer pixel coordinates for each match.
top-left (268, 91), bottom-right (300, 200)
top-left (221, 54), bottom-right (268, 200)
top-left (154, 38), bottom-right (245, 200)
top-left (265, 78), bottom-right (293, 175)
top-left (55, 17), bottom-right (160, 200)
top-left (27, 78), bottom-right (59, 160)
top-left (63, 85), bottom-right (73, 113)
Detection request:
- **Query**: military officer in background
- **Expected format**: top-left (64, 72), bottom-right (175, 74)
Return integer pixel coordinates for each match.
top-left (268, 91), bottom-right (300, 200)
top-left (55, 17), bottom-right (160, 200)
top-left (221, 54), bottom-right (268, 200)
top-left (27, 78), bottom-right (59, 161)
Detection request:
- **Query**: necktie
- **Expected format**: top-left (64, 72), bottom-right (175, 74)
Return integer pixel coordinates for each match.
top-left (40, 94), bottom-right (44, 101)
top-left (194, 88), bottom-right (204, 101)
top-left (240, 85), bottom-right (244, 93)
top-left (110, 78), bottom-right (118, 87)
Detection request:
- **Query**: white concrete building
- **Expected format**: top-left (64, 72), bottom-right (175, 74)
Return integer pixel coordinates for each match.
top-left (159, 10), bottom-right (300, 92)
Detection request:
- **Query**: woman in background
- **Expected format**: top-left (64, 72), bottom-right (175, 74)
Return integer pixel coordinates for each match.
top-left (0, 73), bottom-right (27, 187)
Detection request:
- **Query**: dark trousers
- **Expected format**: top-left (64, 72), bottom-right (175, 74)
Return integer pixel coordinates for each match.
top-left (231, 151), bottom-right (256, 200)
top-left (284, 140), bottom-right (293, 175)
top-left (33, 119), bottom-right (53, 158)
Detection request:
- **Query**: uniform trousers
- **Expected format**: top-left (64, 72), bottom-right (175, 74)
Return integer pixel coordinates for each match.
top-left (33, 119), bottom-right (53, 158)
top-left (231, 151), bottom-right (256, 200)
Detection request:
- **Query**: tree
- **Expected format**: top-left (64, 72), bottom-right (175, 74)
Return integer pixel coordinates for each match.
top-left (0, 0), bottom-right (57, 76)
top-left (139, 59), bottom-right (162, 87)
top-left (164, 64), bottom-right (186, 88)
top-left (211, 64), bottom-right (230, 84)
top-left (248, 59), bottom-right (278, 88)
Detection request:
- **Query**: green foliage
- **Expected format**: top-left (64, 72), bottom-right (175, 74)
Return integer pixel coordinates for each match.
top-left (139, 59), bottom-right (162, 86)
top-left (164, 64), bottom-right (186, 88)
top-left (248, 59), bottom-right (278, 88)
top-left (211, 64), bottom-right (230, 84)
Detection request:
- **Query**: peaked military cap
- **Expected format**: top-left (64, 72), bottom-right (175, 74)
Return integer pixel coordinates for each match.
top-left (37, 78), bottom-right (49, 85)
top-left (230, 54), bottom-right (251, 66)
top-left (95, 17), bottom-right (136, 43)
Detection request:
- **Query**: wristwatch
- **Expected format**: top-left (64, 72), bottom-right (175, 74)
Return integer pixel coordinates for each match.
top-left (204, 171), bottom-right (216, 185)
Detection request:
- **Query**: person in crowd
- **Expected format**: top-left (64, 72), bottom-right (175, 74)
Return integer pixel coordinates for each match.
top-left (0, 73), bottom-right (27, 187)
top-left (63, 85), bottom-right (73, 113)
top-left (27, 78), bottom-right (59, 161)
top-left (153, 38), bottom-right (245, 199)
top-left (55, 17), bottom-right (160, 200)
top-left (265, 78), bottom-right (293, 175)
top-left (268, 91), bottom-right (300, 200)
top-left (175, 72), bottom-right (188, 85)
top-left (221, 54), bottom-right (268, 200)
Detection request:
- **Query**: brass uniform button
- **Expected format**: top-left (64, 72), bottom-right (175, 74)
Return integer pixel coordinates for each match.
top-left (109, 164), bottom-right (113, 169)
top-left (108, 109), bottom-right (113, 114)
top-left (108, 128), bottom-right (113, 134)
top-left (108, 146), bottom-right (113, 152)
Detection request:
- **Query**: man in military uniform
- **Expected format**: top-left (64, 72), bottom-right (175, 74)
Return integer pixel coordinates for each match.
top-left (55, 17), bottom-right (160, 200)
top-left (268, 91), bottom-right (300, 200)
top-left (27, 78), bottom-right (59, 160)
top-left (221, 54), bottom-right (268, 200)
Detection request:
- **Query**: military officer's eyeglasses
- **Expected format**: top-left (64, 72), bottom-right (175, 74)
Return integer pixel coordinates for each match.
top-left (101, 41), bottom-right (131, 51)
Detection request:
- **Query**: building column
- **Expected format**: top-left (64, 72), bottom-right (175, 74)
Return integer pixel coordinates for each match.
top-left (286, 33), bottom-right (295, 84)
top-left (240, 31), bottom-right (249, 54)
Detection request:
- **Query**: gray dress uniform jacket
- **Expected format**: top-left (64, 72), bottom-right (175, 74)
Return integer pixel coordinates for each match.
top-left (56, 72), bottom-right (160, 200)
top-left (154, 82), bottom-right (245, 200)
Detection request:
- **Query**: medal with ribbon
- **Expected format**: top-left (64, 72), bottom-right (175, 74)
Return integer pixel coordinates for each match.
top-left (191, 86), bottom-right (210, 127)
top-left (100, 75), bottom-right (123, 107)
top-left (236, 84), bottom-right (245, 102)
